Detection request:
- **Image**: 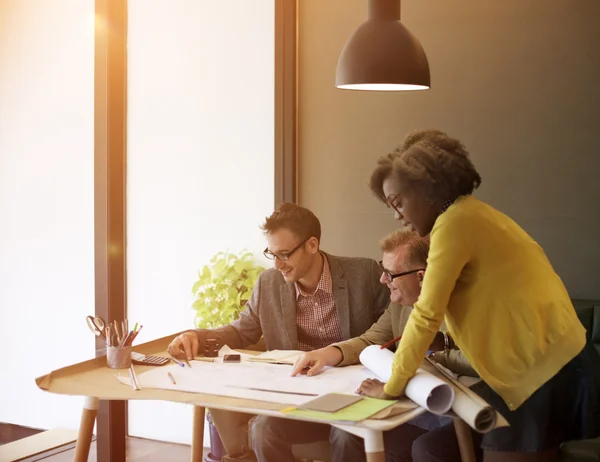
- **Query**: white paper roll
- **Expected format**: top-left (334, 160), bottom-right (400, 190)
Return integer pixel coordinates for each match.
top-left (424, 358), bottom-right (507, 433)
top-left (359, 345), bottom-right (455, 415)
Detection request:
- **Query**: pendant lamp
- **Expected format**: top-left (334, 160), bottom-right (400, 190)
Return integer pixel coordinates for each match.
top-left (336, 0), bottom-right (430, 91)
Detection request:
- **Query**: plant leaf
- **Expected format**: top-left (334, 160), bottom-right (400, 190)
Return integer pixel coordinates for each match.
top-left (191, 250), bottom-right (264, 328)
top-left (240, 291), bottom-right (250, 301)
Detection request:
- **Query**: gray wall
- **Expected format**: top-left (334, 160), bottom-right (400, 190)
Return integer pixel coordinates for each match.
top-left (298, 0), bottom-right (600, 299)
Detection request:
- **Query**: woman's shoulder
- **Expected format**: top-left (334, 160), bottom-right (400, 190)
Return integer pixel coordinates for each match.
top-left (431, 195), bottom-right (501, 243)
top-left (453, 194), bottom-right (486, 212)
top-left (441, 195), bottom-right (500, 224)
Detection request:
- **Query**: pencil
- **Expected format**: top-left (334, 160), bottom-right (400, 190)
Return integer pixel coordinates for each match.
top-left (167, 372), bottom-right (176, 385)
top-left (169, 354), bottom-right (185, 367)
top-left (125, 326), bottom-right (143, 347)
top-left (129, 365), bottom-right (141, 391)
top-left (380, 335), bottom-right (402, 350)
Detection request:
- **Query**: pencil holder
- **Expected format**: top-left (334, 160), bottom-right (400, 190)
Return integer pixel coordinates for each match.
top-left (107, 346), bottom-right (132, 369)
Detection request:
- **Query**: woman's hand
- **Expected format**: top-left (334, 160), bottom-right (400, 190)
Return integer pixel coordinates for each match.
top-left (356, 378), bottom-right (396, 400)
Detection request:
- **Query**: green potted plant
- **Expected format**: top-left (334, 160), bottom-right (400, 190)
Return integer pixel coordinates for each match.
top-left (191, 249), bottom-right (265, 461)
top-left (191, 249), bottom-right (265, 329)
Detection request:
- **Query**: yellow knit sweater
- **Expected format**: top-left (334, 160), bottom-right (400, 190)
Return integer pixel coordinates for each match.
top-left (384, 195), bottom-right (586, 410)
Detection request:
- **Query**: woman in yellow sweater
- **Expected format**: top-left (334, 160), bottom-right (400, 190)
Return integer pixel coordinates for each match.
top-left (361, 129), bottom-right (600, 461)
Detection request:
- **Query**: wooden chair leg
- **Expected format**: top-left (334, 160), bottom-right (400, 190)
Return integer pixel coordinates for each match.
top-left (74, 397), bottom-right (99, 462)
top-left (365, 452), bottom-right (385, 462)
top-left (454, 418), bottom-right (477, 462)
top-left (191, 406), bottom-right (206, 462)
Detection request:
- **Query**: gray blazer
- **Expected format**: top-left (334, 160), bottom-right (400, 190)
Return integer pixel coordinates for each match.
top-left (196, 252), bottom-right (390, 350)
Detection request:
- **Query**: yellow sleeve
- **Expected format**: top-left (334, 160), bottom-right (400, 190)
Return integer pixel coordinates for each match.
top-left (384, 210), bottom-right (472, 397)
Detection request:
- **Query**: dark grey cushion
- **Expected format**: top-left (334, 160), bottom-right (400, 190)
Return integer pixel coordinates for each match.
top-left (559, 299), bottom-right (600, 461)
top-left (560, 438), bottom-right (600, 462)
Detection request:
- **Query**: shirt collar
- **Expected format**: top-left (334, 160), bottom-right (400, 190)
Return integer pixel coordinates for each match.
top-left (295, 253), bottom-right (332, 299)
top-left (440, 196), bottom-right (459, 213)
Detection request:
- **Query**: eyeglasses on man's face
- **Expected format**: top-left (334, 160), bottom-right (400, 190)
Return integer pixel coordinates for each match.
top-left (379, 261), bottom-right (424, 282)
top-left (264, 237), bottom-right (310, 261)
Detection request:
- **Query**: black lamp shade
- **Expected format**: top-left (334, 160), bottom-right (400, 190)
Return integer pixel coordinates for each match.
top-left (336, 6), bottom-right (430, 91)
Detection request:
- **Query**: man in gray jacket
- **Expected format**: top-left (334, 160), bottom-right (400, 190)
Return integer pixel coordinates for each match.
top-left (168, 202), bottom-right (390, 461)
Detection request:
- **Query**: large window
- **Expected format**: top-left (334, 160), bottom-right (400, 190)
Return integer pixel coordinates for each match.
top-left (0, 0), bottom-right (294, 452)
top-left (127, 0), bottom-right (275, 443)
top-left (0, 0), bottom-right (95, 430)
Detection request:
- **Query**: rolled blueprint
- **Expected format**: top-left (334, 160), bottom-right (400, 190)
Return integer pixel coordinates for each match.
top-left (422, 358), bottom-right (508, 433)
top-left (359, 345), bottom-right (454, 415)
top-left (451, 387), bottom-right (498, 433)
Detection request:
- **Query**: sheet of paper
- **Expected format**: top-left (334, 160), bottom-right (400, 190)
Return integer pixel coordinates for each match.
top-left (282, 396), bottom-right (397, 422)
top-left (247, 349), bottom-right (305, 365)
top-left (117, 357), bottom-right (378, 406)
top-left (359, 345), bottom-right (454, 414)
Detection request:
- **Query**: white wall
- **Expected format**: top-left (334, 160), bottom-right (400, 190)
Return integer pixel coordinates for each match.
top-left (0, 0), bottom-right (95, 429)
top-left (127, 0), bottom-right (275, 444)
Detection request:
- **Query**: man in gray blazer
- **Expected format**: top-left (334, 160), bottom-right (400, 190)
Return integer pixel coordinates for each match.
top-left (168, 202), bottom-right (390, 461)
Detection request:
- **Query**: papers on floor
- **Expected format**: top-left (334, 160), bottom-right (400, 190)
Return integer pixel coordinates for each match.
top-left (359, 345), bottom-right (454, 415)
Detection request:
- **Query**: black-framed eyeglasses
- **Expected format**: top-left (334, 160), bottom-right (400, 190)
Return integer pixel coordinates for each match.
top-left (379, 261), bottom-right (424, 281)
top-left (264, 237), bottom-right (310, 261)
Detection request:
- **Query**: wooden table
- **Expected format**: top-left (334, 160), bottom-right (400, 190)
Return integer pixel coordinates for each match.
top-left (36, 334), bottom-right (476, 462)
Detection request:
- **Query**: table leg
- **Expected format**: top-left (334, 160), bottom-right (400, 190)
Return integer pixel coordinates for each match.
top-left (363, 428), bottom-right (385, 462)
top-left (74, 396), bottom-right (99, 462)
top-left (191, 406), bottom-right (206, 462)
top-left (332, 424), bottom-right (384, 462)
top-left (454, 418), bottom-right (477, 462)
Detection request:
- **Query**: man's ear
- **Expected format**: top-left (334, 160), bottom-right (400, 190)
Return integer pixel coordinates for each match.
top-left (307, 236), bottom-right (319, 254)
top-left (417, 270), bottom-right (426, 288)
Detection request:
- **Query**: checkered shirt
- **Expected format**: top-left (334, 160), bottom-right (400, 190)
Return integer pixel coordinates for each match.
top-left (295, 255), bottom-right (344, 351)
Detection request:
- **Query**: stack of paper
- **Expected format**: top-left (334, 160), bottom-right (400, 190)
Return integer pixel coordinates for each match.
top-left (282, 395), bottom-right (399, 422)
top-left (117, 356), bottom-right (377, 406)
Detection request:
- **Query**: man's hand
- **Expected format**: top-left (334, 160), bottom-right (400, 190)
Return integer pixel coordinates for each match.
top-left (290, 346), bottom-right (343, 377)
top-left (167, 331), bottom-right (202, 361)
top-left (356, 378), bottom-right (396, 400)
